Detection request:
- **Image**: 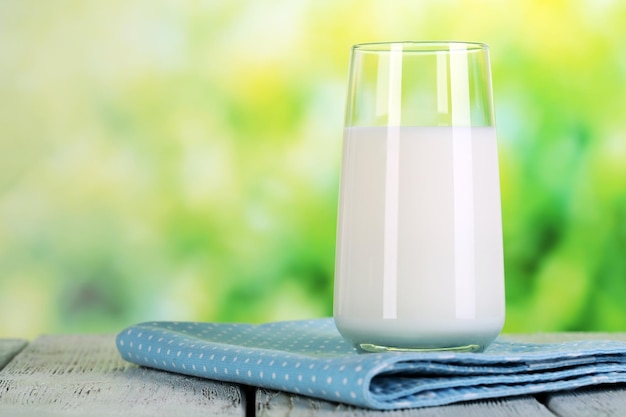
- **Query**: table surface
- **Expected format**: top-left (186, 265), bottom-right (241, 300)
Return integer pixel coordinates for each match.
top-left (1, 333), bottom-right (625, 416)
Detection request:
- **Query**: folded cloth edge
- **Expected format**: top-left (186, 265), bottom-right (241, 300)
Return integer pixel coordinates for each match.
top-left (116, 320), bottom-right (626, 410)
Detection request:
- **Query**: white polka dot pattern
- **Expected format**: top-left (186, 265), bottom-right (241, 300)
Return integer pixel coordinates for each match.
top-left (116, 319), bottom-right (626, 410)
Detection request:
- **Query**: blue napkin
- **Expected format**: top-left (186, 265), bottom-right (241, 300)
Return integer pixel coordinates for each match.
top-left (116, 319), bottom-right (626, 410)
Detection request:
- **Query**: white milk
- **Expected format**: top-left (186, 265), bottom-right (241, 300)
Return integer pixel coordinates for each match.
top-left (333, 126), bottom-right (505, 351)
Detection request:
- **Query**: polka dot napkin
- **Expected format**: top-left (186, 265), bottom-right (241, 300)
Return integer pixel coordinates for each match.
top-left (116, 319), bottom-right (626, 410)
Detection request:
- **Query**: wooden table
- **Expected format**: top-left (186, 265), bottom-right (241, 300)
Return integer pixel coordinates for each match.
top-left (1, 334), bottom-right (626, 416)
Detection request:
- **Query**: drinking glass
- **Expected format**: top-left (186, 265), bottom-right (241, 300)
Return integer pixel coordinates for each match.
top-left (333, 41), bottom-right (505, 352)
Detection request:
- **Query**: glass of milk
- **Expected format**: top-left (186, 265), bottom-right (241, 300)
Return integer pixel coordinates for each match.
top-left (333, 41), bottom-right (505, 352)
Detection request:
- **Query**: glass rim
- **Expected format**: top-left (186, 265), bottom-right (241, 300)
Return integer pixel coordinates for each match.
top-left (352, 41), bottom-right (489, 53)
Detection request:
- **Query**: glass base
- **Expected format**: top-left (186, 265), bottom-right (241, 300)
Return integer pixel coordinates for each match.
top-left (357, 343), bottom-right (484, 353)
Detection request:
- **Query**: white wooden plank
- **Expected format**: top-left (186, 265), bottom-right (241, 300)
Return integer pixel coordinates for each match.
top-left (256, 388), bottom-right (556, 417)
top-left (0, 335), bottom-right (246, 417)
top-left (544, 385), bottom-right (626, 417)
top-left (0, 339), bottom-right (27, 369)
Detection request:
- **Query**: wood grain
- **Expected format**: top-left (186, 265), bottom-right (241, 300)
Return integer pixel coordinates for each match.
top-left (256, 388), bottom-right (556, 417)
top-left (0, 335), bottom-right (246, 417)
top-left (0, 339), bottom-right (27, 370)
top-left (544, 385), bottom-right (626, 417)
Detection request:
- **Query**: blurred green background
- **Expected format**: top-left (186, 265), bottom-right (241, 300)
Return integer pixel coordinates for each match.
top-left (1, 0), bottom-right (625, 338)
